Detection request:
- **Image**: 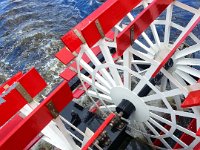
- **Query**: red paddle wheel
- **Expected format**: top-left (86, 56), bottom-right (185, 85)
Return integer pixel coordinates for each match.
top-left (1, 0), bottom-right (200, 149)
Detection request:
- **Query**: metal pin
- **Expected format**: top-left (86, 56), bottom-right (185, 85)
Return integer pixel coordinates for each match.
top-left (16, 83), bottom-right (33, 103)
top-left (130, 27), bottom-right (134, 45)
top-left (73, 29), bottom-right (86, 44)
top-left (95, 19), bottom-right (105, 38)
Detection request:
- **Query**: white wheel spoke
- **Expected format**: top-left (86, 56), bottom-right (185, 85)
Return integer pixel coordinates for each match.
top-left (172, 72), bottom-right (188, 86)
top-left (149, 118), bottom-right (169, 134)
top-left (82, 45), bottom-right (116, 87)
top-left (164, 4), bottom-right (173, 45)
top-left (80, 59), bottom-right (112, 89)
top-left (176, 125), bottom-right (196, 137)
top-left (175, 69), bottom-right (197, 85)
top-left (87, 90), bottom-right (112, 103)
top-left (127, 12), bottom-right (134, 21)
top-left (174, 110), bottom-right (196, 119)
top-left (160, 76), bottom-right (168, 91)
top-left (172, 14), bottom-right (200, 50)
top-left (149, 106), bottom-right (170, 114)
top-left (123, 50), bottom-right (131, 89)
top-left (135, 39), bottom-right (155, 55)
top-left (161, 69), bottom-right (188, 94)
top-left (99, 40), bottom-right (123, 86)
top-left (143, 1), bottom-right (161, 46)
top-left (150, 112), bottom-right (172, 126)
top-left (189, 33), bottom-right (200, 44)
top-left (144, 121), bottom-right (172, 149)
top-left (174, 1), bottom-right (199, 14)
top-left (80, 74), bottom-right (110, 94)
top-left (174, 43), bottom-right (200, 59)
top-left (143, 88), bottom-right (182, 102)
top-left (118, 60), bottom-right (150, 65)
top-left (176, 65), bottom-right (200, 79)
top-left (171, 135), bottom-right (188, 148)
top-left (176, 58), bottom-right (200, 66)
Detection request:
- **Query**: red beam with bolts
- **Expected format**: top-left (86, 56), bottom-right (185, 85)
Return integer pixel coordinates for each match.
top-left (82, 113), bottom-right (115, 150)
top-left (0, 81), bottom-right (73, 150)
top-left (0, 68), bottom-right (47, 126)
top-left (116, 0), bottom-right (173, 56)
top-left (152, 16), bottom-right (200, 77)
top-left (61, 0), bottom-right (141, 52)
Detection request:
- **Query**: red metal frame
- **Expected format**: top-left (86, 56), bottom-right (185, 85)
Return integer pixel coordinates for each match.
top-left (82, 113), bottom-right (115, 150)
top-left (181, 90), bottom-right (200, 108)
top-left (116, 0), bottom-right (173, 56)
top-left (0, 68), bottom-right (47, 126)
top-left (0, 81), bottom-right (73, 149)
top-left (61, 0), bottom-right (141, 52)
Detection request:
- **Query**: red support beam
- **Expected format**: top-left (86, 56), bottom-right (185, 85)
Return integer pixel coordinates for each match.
top-left (61, 0), bottom-right (141, 52)
top-left (181, 90), bottom-right (200, 108)
top-left (0, 81), bottom-right (73, 150)
top-left (0, 68), bottom-right (47, 126)
top-left (82, 113), bottom-right (115, 150)
top-left (116, 0), bottom-right (173, 56)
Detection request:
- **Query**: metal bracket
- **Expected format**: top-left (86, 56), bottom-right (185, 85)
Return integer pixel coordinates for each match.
top-left (95, 19), bottom-right (105, 38)
top-left (72, 51), bottom-right (78, 57)
top-left (16, 83), bottom-right (33, 103)
top-left (69, 66), bottom-right (78, 73)
top-left (3, 84), bottom-right (10, 90)
top-left (46, 100), bottom-right (59, 118)
top-left (130, 26), bottom-right (134, 45)
top-left (73, 29), bottom-right (86, 44)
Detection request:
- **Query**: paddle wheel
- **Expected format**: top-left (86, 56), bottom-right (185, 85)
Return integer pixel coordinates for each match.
top-left (1, 0), bottom-right (200, 149)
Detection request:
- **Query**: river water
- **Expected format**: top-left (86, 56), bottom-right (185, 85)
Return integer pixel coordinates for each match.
top-left (0, 0), bottom-right (101, 92)
top-left (0, 0), bottom-right (199, 91)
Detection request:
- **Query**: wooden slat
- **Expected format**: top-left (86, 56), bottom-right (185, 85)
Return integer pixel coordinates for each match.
top-left (55, 47), bottom-right (75, 65)
top-left (73, 83), bottom-right (91, 99)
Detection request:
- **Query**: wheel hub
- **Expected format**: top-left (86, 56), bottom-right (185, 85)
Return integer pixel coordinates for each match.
top-left (110, 86), bottom-right (149, 122)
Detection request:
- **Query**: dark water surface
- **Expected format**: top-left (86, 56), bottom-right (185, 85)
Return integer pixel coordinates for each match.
top-left (0, 0), bottom-right (101, 90)
top-left (0, 0), bottom-right (199, 89)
